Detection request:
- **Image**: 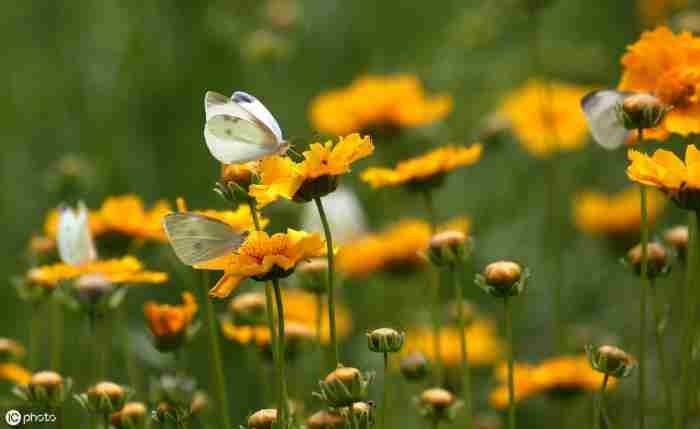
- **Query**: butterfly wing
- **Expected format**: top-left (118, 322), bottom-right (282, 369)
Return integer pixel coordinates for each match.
top-left (203, 91), bottom-right (281, 163)
top-left (162, 212), bottom-right (247, 265)
top-left (232, 91), bottom-right (283, 142)
top-left (57, 202), bottom-right (97, 266)
top-left (581, 90), bottom-right (630, 150)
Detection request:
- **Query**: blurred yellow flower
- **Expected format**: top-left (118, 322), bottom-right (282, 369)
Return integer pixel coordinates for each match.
top-left (44, 195), bottom-right (171, 243)
top-left (619, 27), bottom-right (700, 136)
top-left (573, 187), bottom-right (667, 235)
top-left (489, 356), bottom-right (615, 410)
top-left (361, 145), bottom-right (482, 189)
top-left (0, 363), bottom-right (31, 385)
top-left (401, 320), bottom-right (505, 368)
top-left (249, 133), bottom-right (373, 207)
top-left (627, 145), bottom-right (700, 210)
top-left (221, 288), bottom-right (352, 346)
top-left (27, 256), bottom-right (168, 288)
top-left (639, 0), bottom-right (688, 27)
top-left (337, 218), bottom-right (470, 278)
top-left (176, 197), bottom-right (268, 231)
top-left (498, 80), bottom-right (589, 158)
top-left (309, 75), bottom-right (452, 135)
top-left (196, 229), bottom-right (326, 299)
top-left (144, 292), bottom-right (198, 340)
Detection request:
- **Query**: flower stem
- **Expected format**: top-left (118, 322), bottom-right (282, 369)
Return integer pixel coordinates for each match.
top-left (545, 159), bottom-right (564, 354)
top-left (118, 306), bottom-right (142, 398)
top-left (504, 296), bottom-right (516, 429)
top-left (273, 279), bottom-right (290, 428)
top-left (382, 351), bottom-right (389, 429)
top-left (599, 374), bottom-right (612, 429)
top-left (452, 265), bottom-right (472, 429)
top-left (29, 303), bottom-right (41, 370)
top-left (103, 413), bottom-right (110, 429)
top-left (680, 211), bottom-right (698, 427)
top-left (639, 180), bottom-right (649, 429)
top-left (200, 270), bottom-right (231, 429)
top-left (50, 297), bottom-right (63, 372)
top-left (248, 199), bottom-right (262, 231)
top-left (313, 196), bottom-right (339, 368)
top-left (422, 190), bottom-right (443, 385)
top-left (649, 279), bottom-right (673, 422)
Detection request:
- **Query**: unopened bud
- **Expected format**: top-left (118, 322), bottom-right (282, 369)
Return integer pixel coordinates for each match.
top-left (111, 402), bottom-right (147, 429)
top-left (618, 93), bottom-right (670, 130)
top-left (476, 261), bottom-right (528, 298)
top-left (587, 345), bottom-right (636, 378)
top-left (248, 409), bottom-right (277, 429)
top-left (625, 242), bottom-right (670, 278)
top-left (316, 366), bottom-right (373, 407)
top-left (26, 371), bottom-right (71, 408)
top-left (428, 230), bottom-right (470, 266)
top-left (665, 225), bottom-right (689, 261)
top-left (306, 410), bottom-right (346, 429)
top-left (0, 338), bottom-right (26, 362)
top-left (229, 292), bottom-right (267, 326)
top-left (367, 328), bottom-right (405, 353)
top-left (415, 388), bottom-right (463, 422)
top-left (400, 352), bottom-right (430, 381)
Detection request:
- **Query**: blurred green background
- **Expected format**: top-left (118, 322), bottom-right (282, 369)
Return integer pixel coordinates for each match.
top-left (1, 0), bottom-right (696, 427)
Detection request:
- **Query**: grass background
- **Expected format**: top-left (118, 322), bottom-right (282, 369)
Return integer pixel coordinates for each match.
top-left (0, 0), bottom-right (694, 427)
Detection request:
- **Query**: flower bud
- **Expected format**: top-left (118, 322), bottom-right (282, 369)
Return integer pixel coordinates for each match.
top-left (428, 230), bottom-right (470, 266)
top-left (665, 225), bottom-right (689, 261)
top-left (73, 273), bottom-right (115, 307)
top-left (476, 261), bottom-right (529, 298)
top-left (316, 366), bottom-right (373, 407)
top-left (625, 242), bottom-right (670, 279)
top-left (296, 258), bottom-right (328, 294)
top-left (0, 338), bottom-right (26, 363)
top-left (367, 328), bottom-right (405, 353)
top-left (345, 401), bottom-right (375, 429)
top-left (618, 93), bottom-right (670, 130)
top-left (448, 300), bottom-right (477, 326)
top-left (78, 381), bottom-right (130, 414)
top-left (189, 391), bottom-right (209, 417)
top-left (111, 402), bottom-right (147, 429)
top-left (26, 371), bottom-right (71, 408)
top-left (415, 388), bottom-right (463, 422)
top-left (400, 352), bottom-right (430, 381)
top-left (248, 409), bottom-right (277, 429)
top-left (306, 410), bottom-right (346, 429)
top-left (229, 292), bottom-right (268, 326)
top-left (587, 345), bottom-right (636, 378)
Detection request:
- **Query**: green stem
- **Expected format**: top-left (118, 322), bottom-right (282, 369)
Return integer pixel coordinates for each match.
top-left (103, 413), bottom-right (110, 429)
top-left (273, 280), bottom-right (290, 428)
top-left (422, 190), bottom-right (443, 385)
top-left (422, 191), bottom-right (438, 230)
top-left (248, 199), bottom-right (262, 231)
top-left (118, 306), bottom-right (142, 398)
top-left (200, 271), bottom-right (231, 429)
top-left (546, 159), bottom-right (564, 354)
top-left (316, 292), bottom-right (323, 348)
top-left (29, 303), bottom-right (41, 370)
top-left (649, 279), bottom-right (673, 421)
top-left (599, 374), bottom-right (612, 429)
top-left (453, 265), bottom-right (472, 429)
top-left (639, 179), bottom-right (649, 429)
top-left (314, 196), bottom-right (339, 368)
top-left (50, 297), bottom-right (63, 371)
top-left (382, 352), bottom-right (389, 429)
top-left (680, 211), bottom-right (699, 427)
top-left (504, 297), bottom-right (516, 429)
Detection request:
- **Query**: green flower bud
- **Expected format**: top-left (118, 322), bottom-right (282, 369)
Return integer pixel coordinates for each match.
top-left (247, 409), bottom-right (277, 429)
top-left (367, 328), bottom-right (405, 353)
top-left (344, 401), bottom-right (376, 429)
top-left (616, 93), bottom-right (671, 130)
top-left (111, 402), bottom-right (148, 429)
top-left (400, 352), bottom-right (430, 381)
top-left (414, 388), bottom-right (463, 423)
top-left (428, 230), bottom-right (471, 266)
top-left (76, 381), bottom-right (130, 415)
top-left (228, 292), bottom-right (268, 326)
top-left (296, 258), bottom-right (328, 294)
top-left (0, 338), bottom-right (26, 363)
top-left (24, 371), bottom-right (71, 408)
top-left (475, 261), bottom-right (529, 298)
top-left (624, 242), bottom-right (671, 279)
top-left (306, 410), bottom-right (346, 429)
top-left (665, 225), bottom-right (689, 262)
top-left (315, 366), bottom-right (373, 407)
top-left (587, 345), bottom-right (636, 378)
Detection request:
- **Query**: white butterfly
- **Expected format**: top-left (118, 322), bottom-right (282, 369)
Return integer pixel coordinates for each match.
top-left (57, 202), bottom-right (97, 266)
top-left (204, 90), bottom-right (288, 164)
top-left (162, 212), bottom-right (248, 266)
top-left (581, 90), bottom-right (630, 150)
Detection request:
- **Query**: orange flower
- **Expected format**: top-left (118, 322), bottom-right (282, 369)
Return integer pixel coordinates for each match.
top-left (309, 75), bottom-right (452, 135)
top-left (27, 256), bottom-right (168, 288)
top-left (573, 187), bottom-right (667, 235)
top-left (619, 27), bottom-right (700, 136)
top-left (0, 363), bottom-right (31, 385)
top-left (144, 292), bottom-right (198, 344)
top-left (361, 145), bottom-right (482, 189)
top-left (195, 229), bottom-right (326, 298)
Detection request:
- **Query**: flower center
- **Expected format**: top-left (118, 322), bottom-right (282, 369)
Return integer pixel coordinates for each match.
top-left (240, 234), bottom-right (289, 260)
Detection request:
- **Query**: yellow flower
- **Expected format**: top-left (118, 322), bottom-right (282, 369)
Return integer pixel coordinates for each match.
top-left (337, 218), bottom-right (470, 278)
top-left (627, 145), bottom-right (700, 209)
top-left (249, 134), bottom-right (374, 207)
top-left (44, 195), bottom-right (171, 243)
top-left (221, 288), bottom-right (352, 346)
top-left (638, 0), bottom-right (689, 27)
top-left (498, 80), bottom-right (589, 158)
top-left (176, 197), bottom-right (268, 231)
top-left (0, 363), bottom-right (32, 385)
top-left (309, 75), bottom-right (452, 135)
top-left (619, 27), bottom-right (700, 136)
top-left (196, 229), bottom-right (326, 298)
top-left (489, 356), bottom-right (615, 410)
top-left (27, 256), bottom-right (168, 288)
top-left (361, 145), bottom-right (482, 189)
top-left (221, 161), bottom-right (259, 187)
top-left (573, 187), bottom-right (667, 235)
top-left (400, 320), bottom-right (505, 369)
top-left (144, 292), bottom-right (198, 340)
